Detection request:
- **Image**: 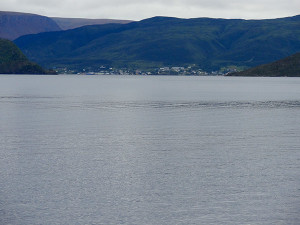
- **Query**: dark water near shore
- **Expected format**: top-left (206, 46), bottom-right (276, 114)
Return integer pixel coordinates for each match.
top-left (0, 75), bottom-right (300, 225)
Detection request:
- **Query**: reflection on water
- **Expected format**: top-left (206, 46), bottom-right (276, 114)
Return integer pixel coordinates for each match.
top-left (61, 100), bottom-right (300, 109)
top-left (2, 95), bottom-right (300, 110)
top-left (0, 75), bottom-right (300, 225)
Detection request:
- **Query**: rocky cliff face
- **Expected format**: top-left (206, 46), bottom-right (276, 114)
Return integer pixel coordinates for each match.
top-left (0, 11), bottom-right (61, 40)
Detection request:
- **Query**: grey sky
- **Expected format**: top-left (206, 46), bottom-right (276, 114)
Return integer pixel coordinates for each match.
top-left (1, 0), bottom-right (299, 20)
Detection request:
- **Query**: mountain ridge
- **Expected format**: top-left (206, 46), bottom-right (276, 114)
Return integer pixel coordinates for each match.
top-left (51, 17), bottom-right (133, 30)
top-left (14, 15), bottom-right (300, 71)
top-left (0, 11), bottom-right (61, 40)
top-left (0, 11), bottom-right (135, 40)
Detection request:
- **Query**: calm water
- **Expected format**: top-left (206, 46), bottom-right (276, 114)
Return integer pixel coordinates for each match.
top-left (0, 75), bottom-right (300, 225)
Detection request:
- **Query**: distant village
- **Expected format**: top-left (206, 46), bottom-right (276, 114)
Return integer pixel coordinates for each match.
top-left (56, 65), bottom-right (239, 75)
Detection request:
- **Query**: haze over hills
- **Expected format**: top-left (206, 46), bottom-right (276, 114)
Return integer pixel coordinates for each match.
top-left (0, 11), bottom-right (133, 40)
top-left (0, 38), bottom-right (55, 74)
top-left (51, 17), bottom-right (133, 30)
top-left (14, 15), bottom-right (300, 72)
top-left (0, 11), bottom-right (61, 40)
top-left (227, 52), bottom-right (300, 77)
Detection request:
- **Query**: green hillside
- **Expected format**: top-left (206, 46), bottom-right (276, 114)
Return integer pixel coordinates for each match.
top-left (14, 15), bottom-right (300, 71)
top-left (0, 39), bottom-right (55, 74)
top-left (227, 52), bottom-right (300, 77)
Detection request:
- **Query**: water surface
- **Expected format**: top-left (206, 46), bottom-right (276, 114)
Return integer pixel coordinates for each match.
top-left (0, 75), bottom-right (299, 224)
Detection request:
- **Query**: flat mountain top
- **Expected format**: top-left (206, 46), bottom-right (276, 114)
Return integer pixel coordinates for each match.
top-left (51, 17), bottom-right (133, 30)
top-left (0, 11), bottom-right (61, 40)
top-left (0, 11), bottom-right (134, 40)
top-left (227, 52), bottom-right (300, 77)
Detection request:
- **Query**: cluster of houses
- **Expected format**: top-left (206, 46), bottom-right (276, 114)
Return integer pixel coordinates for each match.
top-left (56, 65), bottom-right (238, 76)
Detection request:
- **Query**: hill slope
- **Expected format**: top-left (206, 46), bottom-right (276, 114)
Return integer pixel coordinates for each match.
top-left (227, 52), bottom-right (300, 77)
top-left (14, 15), bottom-right (300, 71)
top-left (0, 11), bottom-right (61, 40)
top-left (52, 17), bottom-right (132, 30)
top-left (0, 39), bottom-right (55, 74)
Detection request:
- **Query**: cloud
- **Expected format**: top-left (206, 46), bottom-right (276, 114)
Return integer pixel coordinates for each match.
top-left (1, 0), bottom-right (299, 20)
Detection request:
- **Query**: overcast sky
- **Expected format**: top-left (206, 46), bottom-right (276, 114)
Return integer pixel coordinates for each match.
top-left (1, 0), bottom-right (300, 20)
